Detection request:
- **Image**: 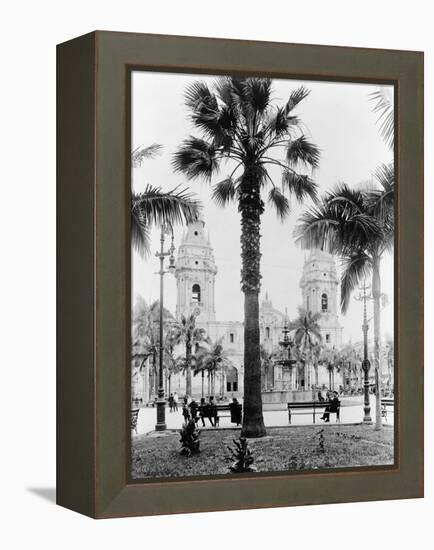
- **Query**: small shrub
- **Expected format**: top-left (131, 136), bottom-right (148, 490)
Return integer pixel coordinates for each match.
top-left (288, 454), bottom-right (307, 470)
top-left (179, 419), bottom-right (201, 456)
top-left (227, 437), bottom-right (256, 473)
top-left (317, 429), bottom-right (325, 453)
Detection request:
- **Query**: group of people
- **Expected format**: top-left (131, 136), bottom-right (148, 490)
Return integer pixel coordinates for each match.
top-left (183, 396), bottom-right (218, 427)
top-left (168, 393), bottom-right (219, 426)
top-left (168, 392), bottom-right (179, 412)
top-left (167, 393), bottom-right (242, 427)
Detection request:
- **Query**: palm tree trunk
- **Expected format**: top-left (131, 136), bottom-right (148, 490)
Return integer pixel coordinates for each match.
top-left (240, 185), bottom-right (266, 438)
top-left (372, 255), bottom-right (383, 430)
top-left (185, 340), bottom-right (192, 398)
top-left (201, 370), bottom-right (204, 398)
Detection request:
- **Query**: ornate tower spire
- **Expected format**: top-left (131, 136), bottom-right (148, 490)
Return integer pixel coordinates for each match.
top-left (299, 248), bottom-right (343, 347)
top-left (174, 219), bottom-right (217, 323)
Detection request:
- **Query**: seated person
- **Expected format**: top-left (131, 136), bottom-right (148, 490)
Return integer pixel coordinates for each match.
top-left (321, 391), bottom-right (340, 422)
top-left (208, 396), bottom-right (218, 427)
top-left (189, 399), bottom-right (199, 423)
top-left (199, 397), bottom-right (211, 427)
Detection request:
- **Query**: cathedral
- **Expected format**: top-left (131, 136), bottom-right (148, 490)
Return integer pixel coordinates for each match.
top-left (171, 218), bottom-right (343, 398)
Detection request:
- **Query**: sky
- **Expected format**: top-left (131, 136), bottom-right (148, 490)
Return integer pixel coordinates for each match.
top-left (131, 71), bottom-right (394, 344)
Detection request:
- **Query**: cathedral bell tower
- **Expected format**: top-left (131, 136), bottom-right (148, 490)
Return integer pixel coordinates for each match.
top-left (299, 248), bottom-right (343, 347)
top-left (175, 219), bottom-right (217, 323)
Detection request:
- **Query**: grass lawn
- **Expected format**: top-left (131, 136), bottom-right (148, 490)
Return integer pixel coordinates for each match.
top-left (131, 424), bottom-right (394, 479)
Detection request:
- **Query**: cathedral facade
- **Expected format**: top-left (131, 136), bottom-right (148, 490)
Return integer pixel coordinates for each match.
top-left (169, 219), bottom-right (343, 398)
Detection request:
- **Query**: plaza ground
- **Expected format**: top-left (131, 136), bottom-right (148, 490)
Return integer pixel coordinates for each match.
top-left (134, 395), bottom-right (393, 435)
top-left (131, 423), bottom-right (394, 479)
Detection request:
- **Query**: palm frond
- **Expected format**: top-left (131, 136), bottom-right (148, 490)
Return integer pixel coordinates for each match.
top-left (131, 143), bottom-right (163, 168)
top-left (340, 252), bottom-right (372, 313)
top-left (212, 177), bottom-right (238, 207)
top-left (133, 185), bottom-right (201, 227)
top-left (293, 205), bottom-right (341, 251)
top-left (370, 88), bottom-right (394, 150)
top-left (131, 186), bottom-right (201, 257)
top-left (282, 170), bottom-right (318, 204)
top-left (285, 86), bottom-right (311, 114)
top-left (325, 183), bottom-right (367, 215)
top-left (185, 81), bottom-right (217, 111)
top-left (172, 137), bottom-right (219, 181)
top-left (286, 136), bottom-right (320, 169)
top-left (367, 164), bottom-right (394, 228)
top-left (268, 187), bottom-right (290, 221)
top-left (131, 200), bottom-right (151, 257)
top-left (267, 107), bottom-right (299, 139)
top-left (295, 183), bottom-right (384, 255)
top-left (244, 78), bottom-right (272, 114)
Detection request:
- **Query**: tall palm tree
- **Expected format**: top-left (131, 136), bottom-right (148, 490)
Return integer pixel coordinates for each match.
top-left (311, 342), bottom-right (323, 387)
top-left (130, 143), bottom-right (201, 257)
top-left (194, 338), bottom-right (232, 397)
top-left (132, 297), bottom-right (174, 398)
top-left (290, 308), bottom-right (322, 390)
top-left (171, 313), bottom-right (206, 398)
top-left (173, 77), bottom-right (320, 437)
top-left (291, 308), bottom-right (322, 350)
top-left (294, 164), bottom-right (394, 429)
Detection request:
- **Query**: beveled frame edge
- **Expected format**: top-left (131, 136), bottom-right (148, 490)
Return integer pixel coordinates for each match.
top-left (57, 31), bottom-right (423, 519)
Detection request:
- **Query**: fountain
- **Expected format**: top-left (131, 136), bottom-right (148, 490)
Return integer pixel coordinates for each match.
top-left (262, 312), bottom-right (315, 405)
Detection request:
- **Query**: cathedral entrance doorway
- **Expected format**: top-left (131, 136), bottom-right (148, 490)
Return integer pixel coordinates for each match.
top-left (226, 366), bottom-right (238, 393)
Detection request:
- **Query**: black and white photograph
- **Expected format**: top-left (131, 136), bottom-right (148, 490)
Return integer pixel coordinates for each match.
top-left (129, 71), bottom-right (395, 480)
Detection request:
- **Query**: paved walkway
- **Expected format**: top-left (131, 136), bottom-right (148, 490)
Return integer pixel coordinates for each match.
top-left (135, 396), bottom-right (393, 435)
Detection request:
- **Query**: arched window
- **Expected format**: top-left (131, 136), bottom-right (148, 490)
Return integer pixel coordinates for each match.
top-left (229, 333), bottom-right (234, 343)
top-left (192, 284), bottom-right (201, 303)
top-left (265, 327), bottom-right (270, 339)
top-left (321, 293), bottom-right (328, 311)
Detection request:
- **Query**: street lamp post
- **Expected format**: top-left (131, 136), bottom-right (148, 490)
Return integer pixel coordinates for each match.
top-left (355, 281), bottom-right (373, 424)
top-left (155, 224), bottom-right (176, 432)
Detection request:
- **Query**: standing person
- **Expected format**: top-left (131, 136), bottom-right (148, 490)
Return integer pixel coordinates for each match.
top-left (318, 390), bottom-right (324, 402)
top-left (229, 397), bottom-right (242, 426)
top-left (168, 393), bottom-right (174, 412)
top-left (199, 397), bottom-right (207, 427)
top-left (209, 396), bottom-right (218, 427)
top-left (173, 391), bottom-right (179, 411)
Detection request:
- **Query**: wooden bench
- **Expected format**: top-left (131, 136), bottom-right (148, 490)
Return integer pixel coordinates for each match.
top-left (195, 403), bottom-right (242, 426)
top-left (381, 398), bottom-right (394, 421)
top-left (287, 400), bottom-right (340, 424)
top-left (131, 408), bottom-right (139, 434)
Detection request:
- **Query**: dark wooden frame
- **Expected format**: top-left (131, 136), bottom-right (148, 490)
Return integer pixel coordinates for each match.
top-left (57, 31), bottom-right (424, 519)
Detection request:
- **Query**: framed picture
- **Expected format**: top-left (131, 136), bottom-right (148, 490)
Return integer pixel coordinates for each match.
top-left (57, 31), bottom-right (423, 518)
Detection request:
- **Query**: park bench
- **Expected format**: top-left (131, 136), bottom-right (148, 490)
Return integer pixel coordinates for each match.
top-left (131, 408), bottom-right (139, 434)
top-left (381, 398), bottom-right (394, 421)
top-left (196, 403), bottom-right (242, 426)
top-left (287, 400), bottom-right (340, 424)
